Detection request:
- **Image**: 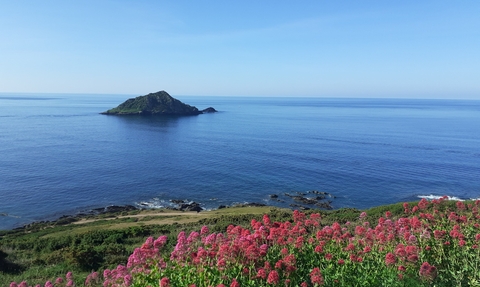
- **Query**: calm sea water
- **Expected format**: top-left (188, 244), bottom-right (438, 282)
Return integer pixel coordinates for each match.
top-left (1, 94), bottom-right (480, 230)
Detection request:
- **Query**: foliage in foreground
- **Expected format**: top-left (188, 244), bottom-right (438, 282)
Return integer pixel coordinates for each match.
top-left (8, 198), bottom-right (480, 286)
top-left (0, 208), bottom-right (292, 285)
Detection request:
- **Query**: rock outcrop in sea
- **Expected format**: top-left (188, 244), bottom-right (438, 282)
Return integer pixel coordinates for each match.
top-left (101, 90), bottom-right (216, 115)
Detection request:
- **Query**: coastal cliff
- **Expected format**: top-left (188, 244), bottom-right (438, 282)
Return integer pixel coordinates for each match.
top-left (101, 91), bottom-right (216, 115)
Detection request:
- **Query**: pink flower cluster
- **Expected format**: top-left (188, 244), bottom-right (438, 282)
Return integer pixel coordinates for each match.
top-left (10, 272), bottom-right (76, 287)
top-left (11, 197), bottom-right (480, 286)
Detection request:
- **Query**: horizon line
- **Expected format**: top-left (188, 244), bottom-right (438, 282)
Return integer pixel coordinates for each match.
top-left (0, 91), bottom-right (479, 101)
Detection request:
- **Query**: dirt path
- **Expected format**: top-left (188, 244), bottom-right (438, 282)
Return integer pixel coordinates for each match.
top-left (72, 211), bottom-right (204, 225)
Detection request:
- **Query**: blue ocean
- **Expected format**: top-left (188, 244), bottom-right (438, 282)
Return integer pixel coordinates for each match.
top-left (1, 94), bottom-right (480, 230)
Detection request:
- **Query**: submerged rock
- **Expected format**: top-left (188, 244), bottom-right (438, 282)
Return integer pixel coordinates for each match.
top-left (282, 191), bottom-right (334, 209)
top-left (101, 91), bottom-right (215, 116)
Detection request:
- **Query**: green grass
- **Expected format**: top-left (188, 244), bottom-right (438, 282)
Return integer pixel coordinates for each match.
top-left (0, 202), bottom-right (443, 286)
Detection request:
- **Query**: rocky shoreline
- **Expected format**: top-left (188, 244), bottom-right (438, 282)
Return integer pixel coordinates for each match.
top-left (270, 190), bottom-right (334, 210)
top-left (13, 190), bottom-right (334, 231)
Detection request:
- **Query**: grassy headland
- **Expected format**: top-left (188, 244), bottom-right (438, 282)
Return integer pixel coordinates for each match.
top-left (0, 206), bottom-right (289, 285)
top-left (2, 200), bottom-right (479, 286)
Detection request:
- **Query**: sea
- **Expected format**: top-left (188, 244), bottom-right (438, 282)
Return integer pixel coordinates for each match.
top-left (1, 93), bottom-right (480, 230)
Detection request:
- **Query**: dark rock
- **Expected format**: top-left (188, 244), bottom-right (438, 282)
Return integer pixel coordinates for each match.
top-left (101, 91), bottom-right (211, 116)
top-left (285, 193), bottom-right (313, 203)
top-left (269, 194), bottom-right (279, 199)
top-left (105, 205), bottom-right (138, 213)
top-left (315, 201), bottom-right (333, 210)
top-left (308, 190), bottom-right (334, 198)
top-left (291, 196), bottom-right (318, 205)
top-left (178, 202), bottom-right (203, 212)
top-left (201, 107), bottom-right (217, 113)
top-left (76, 205), bottom-right (139, 219)
top-left (283, 190), bottom-right (335, 209)
top-left (218, 205), bottom-right (226, 209)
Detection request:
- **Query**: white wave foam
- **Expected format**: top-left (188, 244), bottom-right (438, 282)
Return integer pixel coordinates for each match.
top-left (417, 195), bottom-right (464, 201)
top-left (135, 199), bottom-right (176, 209)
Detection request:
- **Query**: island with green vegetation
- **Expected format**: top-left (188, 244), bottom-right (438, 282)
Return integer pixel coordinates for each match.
top-left (101, 91), bottom-right (216, 115)
top-left (2, 199), bottom-right (480, 286)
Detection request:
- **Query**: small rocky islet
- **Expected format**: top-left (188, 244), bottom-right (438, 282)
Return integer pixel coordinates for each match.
top-left (101, 90), bottom-right (217, 115)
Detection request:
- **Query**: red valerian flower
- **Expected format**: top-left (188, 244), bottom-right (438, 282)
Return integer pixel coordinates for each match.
top-left (433, 230), bottom-right (446, 240)
top-left (418, 198), bottom-right (429, 210)
top-left (310, 267), bottom-right (324, 285)
top-left (160, 277), bottom-right (170, 287)
top-left (403, 203), bottom-right (409, 213)
top-left (385, 253), bottom-right (396, 265)
top-left (256, 268), bottom-right (267, 279)
top-left (456, 201), bottom-right (466, 211)
top-left (355, 226), bottom-right (366, 236)
top-left (345, 243), bottom-right (355, 251)
top-left (419, 262), bottom-right (437, 281)
top-left (267, 270), bottom-right (280, 285)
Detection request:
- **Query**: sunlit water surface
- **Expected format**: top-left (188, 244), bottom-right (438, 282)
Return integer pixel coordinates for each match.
top-left (1, 94), bottom-right (479, 229)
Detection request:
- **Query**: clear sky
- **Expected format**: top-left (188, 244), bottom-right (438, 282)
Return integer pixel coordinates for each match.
top-left (1, 1), bottom-right (479, 98)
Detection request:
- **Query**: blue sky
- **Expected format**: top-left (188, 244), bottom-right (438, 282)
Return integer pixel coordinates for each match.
top-left (1, 1), bottom-right (479, 98)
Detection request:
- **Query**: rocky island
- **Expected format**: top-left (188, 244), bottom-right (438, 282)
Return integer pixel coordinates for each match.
top-left (101, 90), bottom-right (216, 115)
